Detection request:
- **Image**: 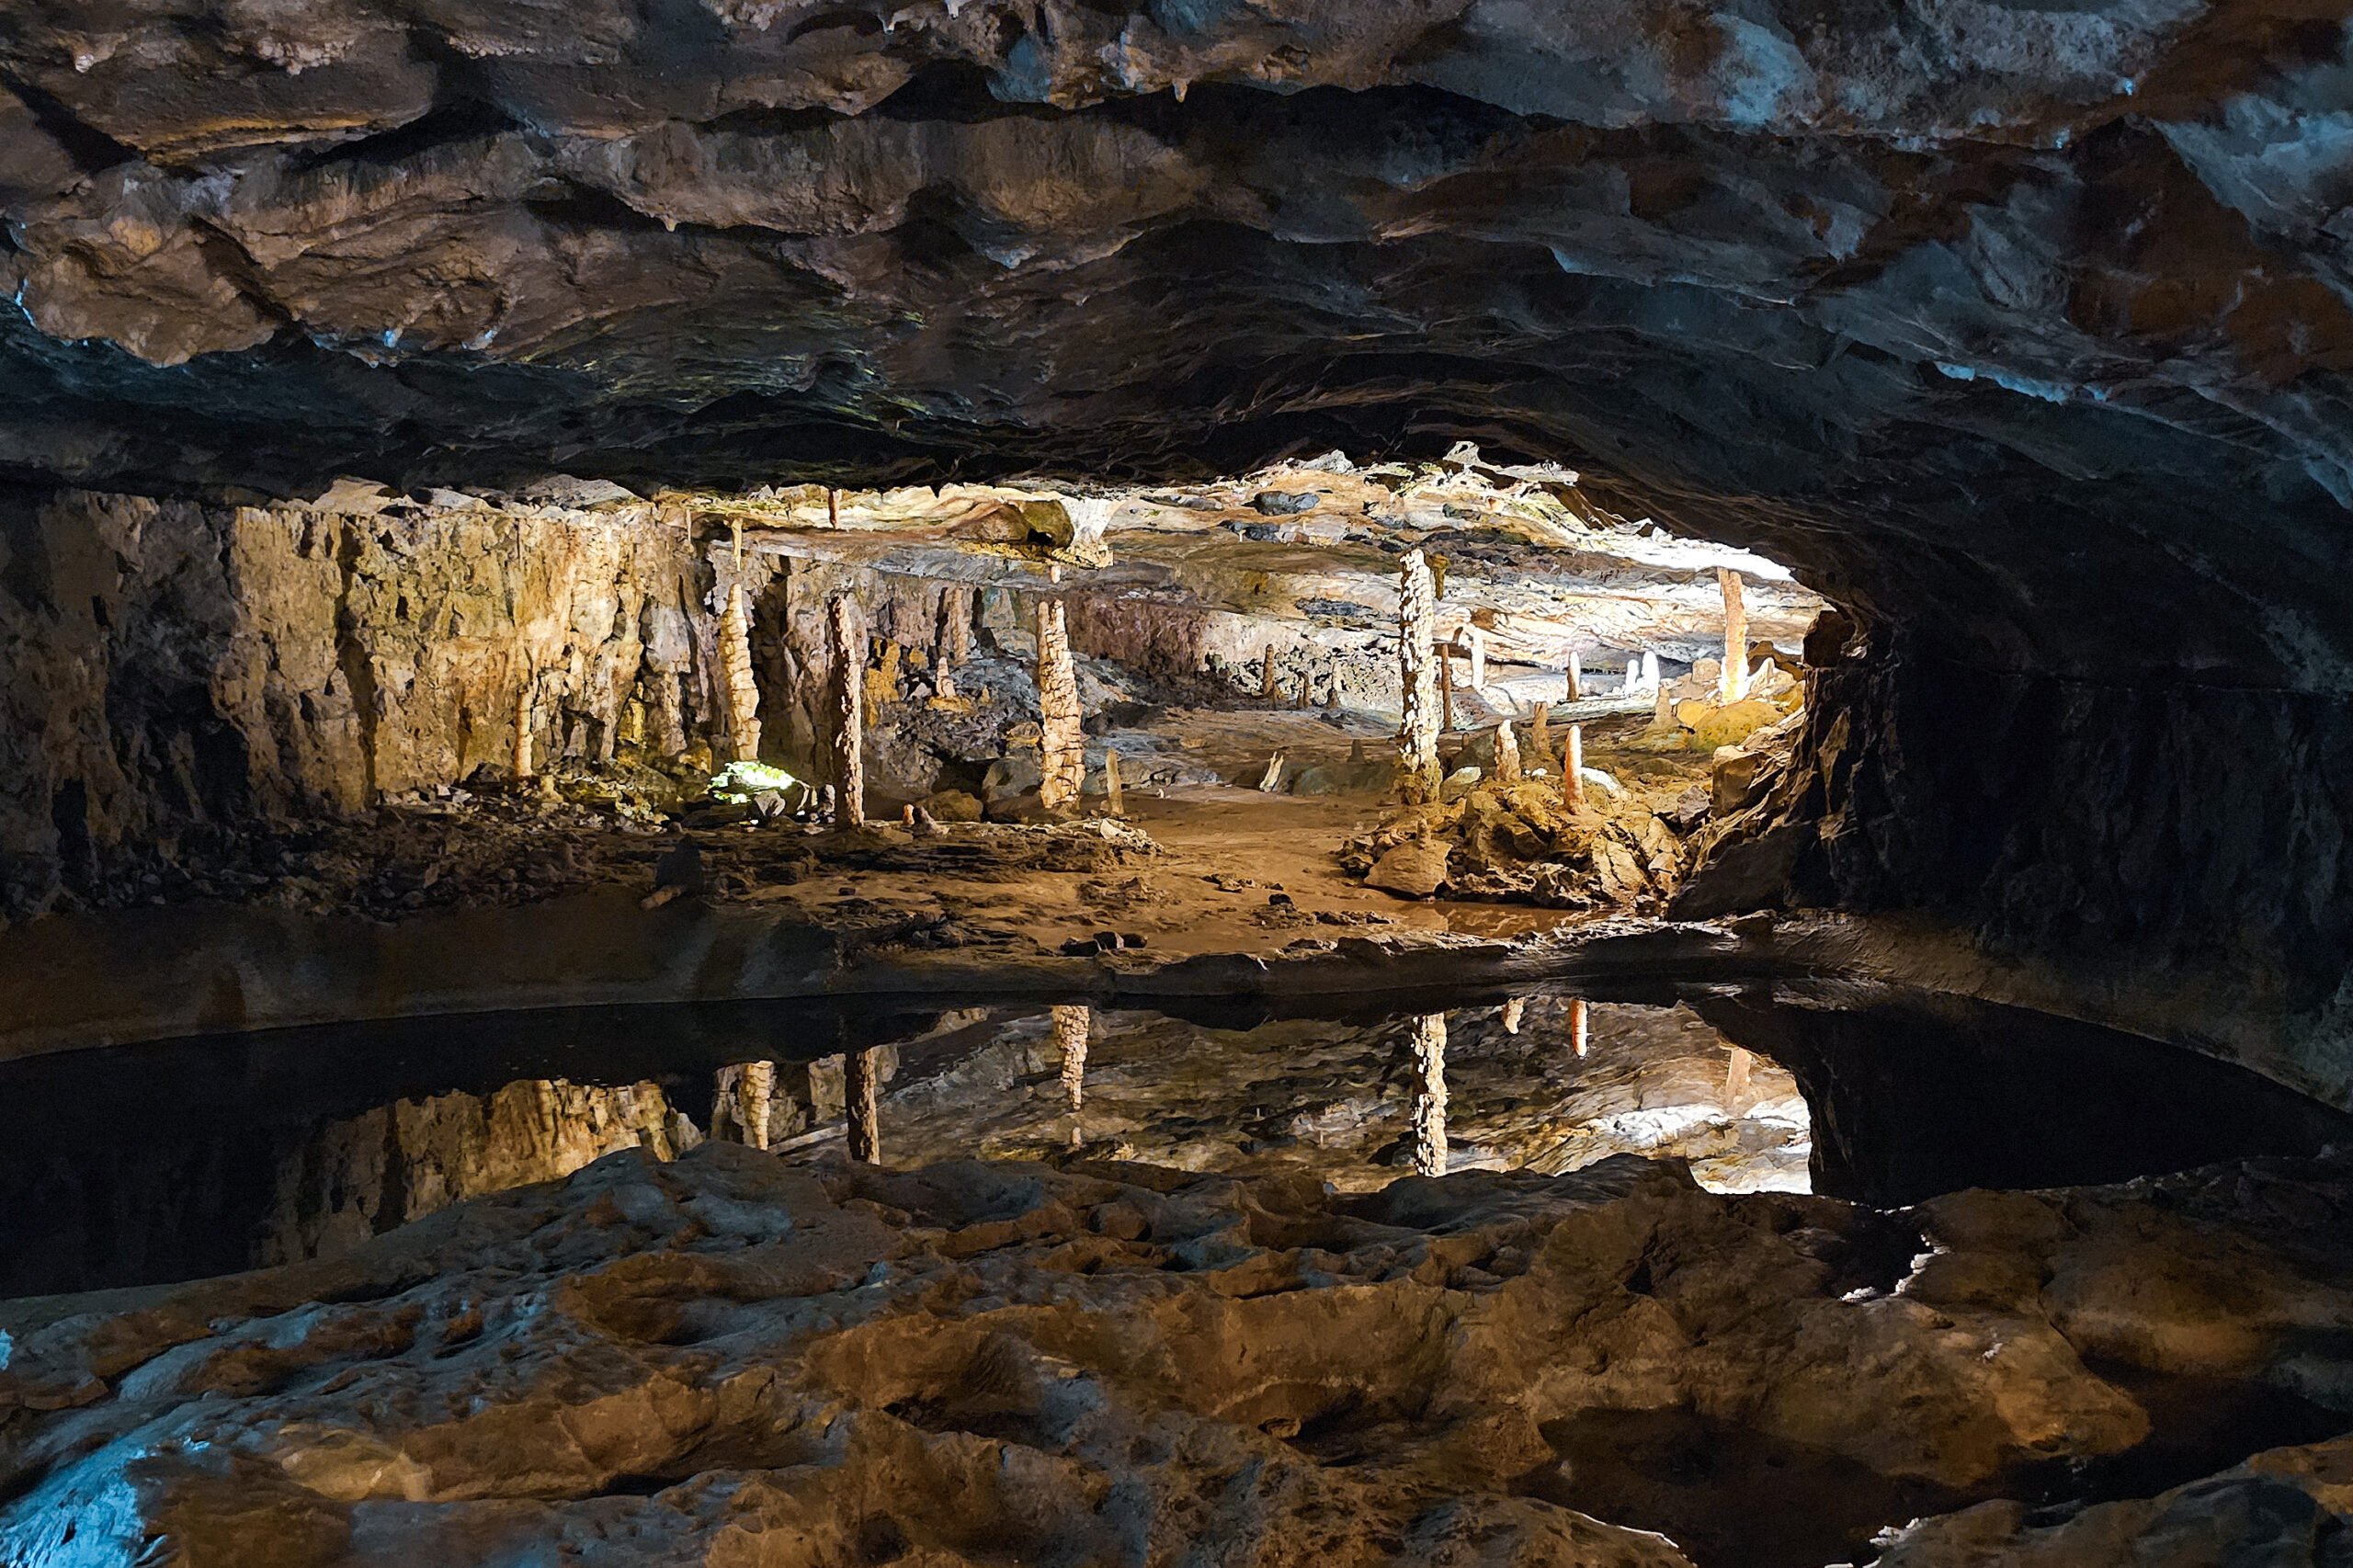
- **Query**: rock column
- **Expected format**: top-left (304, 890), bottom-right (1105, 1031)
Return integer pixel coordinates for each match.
top-left (1719, 568), bottom-right (1749, 703)
top-left (1411, 1013), bottom-right (1448, 1178)
top-left (712, 1061), bottom-right (778, 1150)
top-left (719, 578), bottom-right (762, 763)
top-left (1037, 597), bottom-right (1085, 811)
top-left (1053, 1005), bottom-right (1089, 1111)
top-left (845, 1048), bottom-right (882, 1164)
top-left (828, 595), bottom-right (864, 828)
top-left (1397, 550), bottom-right (1440, 792)
top-left (512, 681), bottom-right (534, 781)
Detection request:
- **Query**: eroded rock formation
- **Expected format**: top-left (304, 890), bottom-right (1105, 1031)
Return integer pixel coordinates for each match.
top-left (6, 1140), bottom-right (2353, 1568)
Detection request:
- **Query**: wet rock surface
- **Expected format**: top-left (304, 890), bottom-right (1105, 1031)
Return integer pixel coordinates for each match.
top-left (5, 1141), bottom-right (2353, 1568)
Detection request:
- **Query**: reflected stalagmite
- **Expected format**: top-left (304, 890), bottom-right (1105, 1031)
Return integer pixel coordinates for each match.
top-left (845, 1048), bottom-right (882, 1164)
top-left (1570, 996), bottom-right (1591, 1058)
top-left (1397, 549), bottom-right (1440, 791)
top-left (1053, 1005), bottom-right (1090, 1111)
top-left (1411, 1013), bottom-right (1449, 1177)
top-left (712, 1061), bottom-right (779, 1150)
top-left (828, 596), bottom-right (864, 827)
top-left (1037, 597), bottom-right (1085, 812)
top-left (1502, 997), bottom-right (1526, 1034)
top-left (1719, 567), bottom-right (1749, 702)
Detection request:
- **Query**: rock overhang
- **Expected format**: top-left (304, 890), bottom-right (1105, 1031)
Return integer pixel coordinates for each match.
top-left (0, 1), bottom-right (2348, 683)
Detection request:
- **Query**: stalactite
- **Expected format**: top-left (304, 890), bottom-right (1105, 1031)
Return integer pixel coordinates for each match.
top-left (1411, 1012), bottom-right (1448, 1178)
top-left (1530, 701), bottom-right (1552, 771)
top-left (1053, 1005), bottom-right (1089, 1111)
top-left (828, 595), bottom-right (864, 828)
top-left (845, 1047), bottom-right (881, 1164)
top-left (654, 668), bottom-right (687, 756)
top-left (719, 593), bottom-right (761, 765)
top-left (1036, 596), bottom-right (1085, 811)
top-left (1565, 723), bottom-right (1586, 806)
top-left (1720, 567), bottom-right (1749, 702)
top-left (1494, 720), bottom-right (1520, 781)
top-left (1397, 549), bottom-right (1440, 793)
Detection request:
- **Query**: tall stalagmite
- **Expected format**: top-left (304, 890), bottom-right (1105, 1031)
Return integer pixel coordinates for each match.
top-left (1398, 551), bottom-right (1439, 790)
top-left (511, 682), bottom-right (534, 781)
top-left (1411, 1013), bottom-right (1449, 1177)
top-left (1719, 568), bottom-right (1749, 703)
top-left (1053, 1005), bottom-right (1089, 1112)
top-left (1464, 624), bottom-right (1486, 691)
top-left (719, 578), bottom-right (762, 763)
top-left (1037, 597), bottom-right (1085, 811)
top-left (1495, 720), bottom-right (1521, 781)
top-left (1565, 724), bottom-right (1586, 806)
top-left (828, 596), bottom-right (864, 828)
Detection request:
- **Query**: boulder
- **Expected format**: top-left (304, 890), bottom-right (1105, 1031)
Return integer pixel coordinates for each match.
top-left (1367, 838), bottom-right (1451, 898)
top-left (919, 790), bottom-right (983, 823)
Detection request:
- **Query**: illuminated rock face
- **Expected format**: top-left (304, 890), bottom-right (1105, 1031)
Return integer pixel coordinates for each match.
top-left (1, 1), bottom-right (2350, 1079)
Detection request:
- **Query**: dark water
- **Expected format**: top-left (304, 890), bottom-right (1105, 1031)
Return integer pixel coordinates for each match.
top-left (0, 981), bottom-right (2343, 1301)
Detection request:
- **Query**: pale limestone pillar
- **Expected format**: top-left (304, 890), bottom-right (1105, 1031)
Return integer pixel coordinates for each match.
top-left (1494, 720), bottom-right (1520, 782)
top-left (1464, 624), bottom-right (1486, 690)
top-left (1570, 996), bottom-right (1590, 1058)
top-left (1719, 568), bottom-right (1749, 703)
top-left (1397, 549), bottom-right (1440, 791)
top-left (1037, 597), bottom-right (1085, 811)
top-left (719, 578), bottom-right (762, 763)
top-left (1564, 723), bottom-right (1586, 806)
top-left (1530, 701), bottom-right (1553, 772)
top-left (512, 681), bottom-right (534, 781)
top-left (1566, 650), bottom-right (1582, 703)
top-left (1642, 650), bottom-right (1660, 695)
top-left (1411, 1013), bottom-right (1448, 1178)
top-left (846, 1047), bottom-right (881, 1164)
top-left (1261, 642), bottom-right (1280, 700)
top-left (1103, 750), bottom-right (1124, 815)
top-left (1053, 1005), bottom-right (1089, 1112)
top-left (828, 595), bottom-right (864, 827)
top-left (1502, 996), bottom-right (1526, 1035)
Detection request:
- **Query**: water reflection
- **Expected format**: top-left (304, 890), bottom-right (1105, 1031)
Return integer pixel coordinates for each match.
top-left (1, 982), bottom-right (2345, 1297)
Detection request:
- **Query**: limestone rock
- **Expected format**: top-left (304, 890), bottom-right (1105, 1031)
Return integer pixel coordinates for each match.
top-left (1368, 838), bottom-right (1452, 898)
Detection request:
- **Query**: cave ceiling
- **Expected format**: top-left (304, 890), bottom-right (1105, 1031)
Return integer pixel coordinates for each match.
top-left (3, 0), bottom-right (2351, 676)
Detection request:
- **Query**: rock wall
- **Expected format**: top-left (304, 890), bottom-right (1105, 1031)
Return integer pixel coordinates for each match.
top-left (0, 488), bottom-right (717, 918)
top-left (1681, 636), bottom-right (2353, 1102)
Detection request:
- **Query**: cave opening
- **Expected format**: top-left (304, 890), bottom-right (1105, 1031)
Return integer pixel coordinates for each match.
top-left (8, 2), bottom-right (2353, 1561)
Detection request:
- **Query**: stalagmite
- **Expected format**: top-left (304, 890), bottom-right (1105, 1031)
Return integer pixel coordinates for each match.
top-left (1261, 642), bottom-right (1280, 700)
top-left (1103, 750), bottom-right (1124, 815)
top-left (1257, 750), bottom-right (1287, 791)
top-left (1642, 650), bottom-right (1660, 694)
top-left (719, 537), bottom-right (762, 763)
top-left (1725, 1046), bottom-right (1754, 1109)
top-left (1411, 1012), bottom-right (1448, 1178)
top-left (1502, 996), bottom-right (1526, 1034)
top-left (828, 595), bottom-right (864, 828)
top-left (826, 487), bottom-right (838, 529)
top-left (1531, 701), bottom-right (1553, 770)
top-left (1564, 724), bottom-right (1586, 806)
top-left (1440, 645), bottom-right (1456, 732)
top-left (1719, 568), bottom-right (1749, 702)
top-left (937, 584), bottom-right (973, 669)
top-left (1464, 624), bottom-right (1486, 690)
top-left (845, 1047), bottom-right (881, 1164)
top-left (1567, 650), bottom-right (1582, 703)
top-left (1294, 665), bottom-right (1311, 708)
top-left (1570, 996), bottom-right (1590, 1058)
top-left (1654, 678), bottom-right (1675, 728)
top-left (1053, 1005), bottom-right (1089, 1111)
top-left (1495, 720), bottom-right (1521, 781)
top-left (512, 682), bottom-right (534, 781)
top-left (1396, 549), bottom-right (1440, 793)
top-left (1036, 597), bottom-right (1085, 811)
